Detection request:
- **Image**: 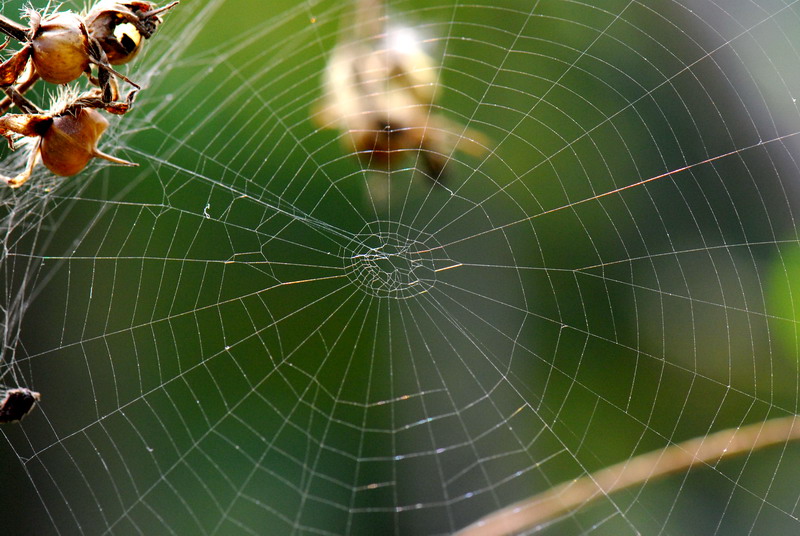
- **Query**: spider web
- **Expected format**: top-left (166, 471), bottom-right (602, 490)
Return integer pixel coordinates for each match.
top-left (1, 0), bottom-right (800, 534)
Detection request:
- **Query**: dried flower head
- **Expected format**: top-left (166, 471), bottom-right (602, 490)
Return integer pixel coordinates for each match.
top-left (0, 88), bottom-right (136, 188)
top-left (85, 1), bottom-right (179, 65)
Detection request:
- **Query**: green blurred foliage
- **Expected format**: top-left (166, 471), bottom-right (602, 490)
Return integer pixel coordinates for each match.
top-left (1, 0), bottom-right (800, 534)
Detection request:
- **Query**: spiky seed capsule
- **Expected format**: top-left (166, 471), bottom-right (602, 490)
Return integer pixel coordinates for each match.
top-left (40, 108), bottom-right (131, 176)
top-left (31, 12), bottom-right (91, 84)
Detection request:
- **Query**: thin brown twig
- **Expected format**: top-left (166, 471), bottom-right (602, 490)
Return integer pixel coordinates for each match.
top-left (454, 415), bottom-right (800, 536)
top-left (0, 71), bottom-right (39, 115)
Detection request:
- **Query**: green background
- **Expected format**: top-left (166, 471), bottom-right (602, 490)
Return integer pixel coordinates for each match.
top-left (2, 0), bottom-right (800, 534)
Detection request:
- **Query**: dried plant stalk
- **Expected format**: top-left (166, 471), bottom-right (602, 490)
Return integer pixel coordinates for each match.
top-left (455, 415), bottom-right (800, 536)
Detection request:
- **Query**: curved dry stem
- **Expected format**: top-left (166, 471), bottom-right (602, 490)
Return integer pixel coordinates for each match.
top-left (2, 140), bottom-right (39, 188)
top-left (454, 415), bottom-right (800, 536)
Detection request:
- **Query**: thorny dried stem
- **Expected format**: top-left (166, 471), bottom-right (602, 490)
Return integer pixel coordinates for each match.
top-left (454, 415), bottom-right (800, 536)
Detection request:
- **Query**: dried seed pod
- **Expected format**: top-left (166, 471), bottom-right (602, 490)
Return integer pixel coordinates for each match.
top-left (0, 1), bottom-right (178, 113)
top-left (40, 107), bottom-right (131, 176)
top-left (29, 10), bottom-right (91, 85)
top-left (85, 1), bottom-right (179, 65)
top-left (0, 387), bottom-right (41, 423)
top-left (0, 90), bottom-right (137, 188)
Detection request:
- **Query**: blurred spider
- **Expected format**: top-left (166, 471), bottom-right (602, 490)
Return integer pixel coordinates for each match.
top-left (0, 387), bottom-right (40, 423)
top-left (0, 88), bottom-right (136, 188)
top-left (314, 4), bottom-right (487, 185)
top-left (0, 1), bottom-right (178, 113)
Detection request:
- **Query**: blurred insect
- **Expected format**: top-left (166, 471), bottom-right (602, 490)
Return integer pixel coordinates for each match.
top-left (0, 88), bottom-right (137, 188)
top-left (314, 0), bottom-right (487, 185)
top-left (0, 387), bottom-right (41, 423)
top-left (0, 1), bottom-right (178, 113)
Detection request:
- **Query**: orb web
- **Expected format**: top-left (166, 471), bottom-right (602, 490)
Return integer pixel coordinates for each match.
top-left (343, 222), bottom-right (447, 299)
top-left (0, 1), bottom-right (799, 536)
